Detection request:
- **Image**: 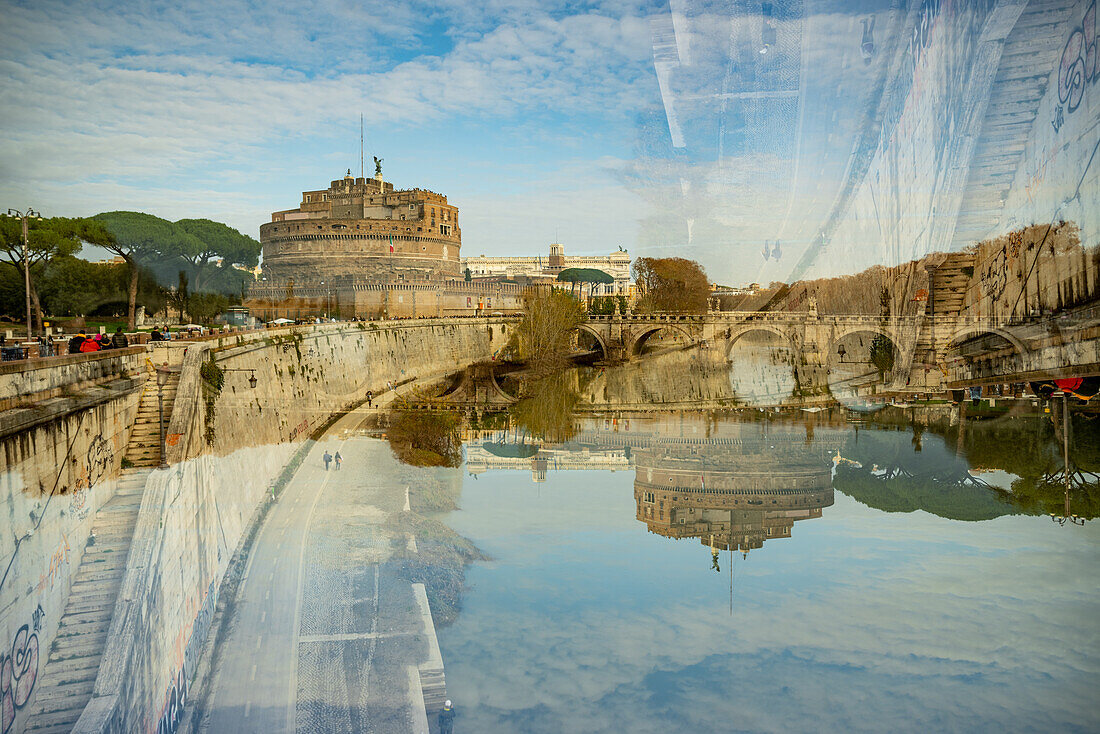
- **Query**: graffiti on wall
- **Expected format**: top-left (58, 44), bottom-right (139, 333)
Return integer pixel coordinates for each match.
top-left (1057, 0), bottom-right (1097, 117)
top-left (72, 434), bottom-right (115, 493)
top-left (0, 607), bottom-right (43, 734)
top-left (70, 487), bottom-right (90, 521)
top-left (149, 578), bottom-right (218, 734)
top-left (36, 534), bottom-right (70, 593)
top-left (153, 668), bottom-right (187, 734)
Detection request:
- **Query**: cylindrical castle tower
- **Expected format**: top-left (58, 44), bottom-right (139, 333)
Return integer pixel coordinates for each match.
top-left (259, 172), bottom-right (462, 283)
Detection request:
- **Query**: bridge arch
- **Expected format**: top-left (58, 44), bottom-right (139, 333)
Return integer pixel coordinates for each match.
top-left (829, 323), bottom-right (905, 354)
top-left (722, 324), bottom-right (799, 359)
top-left (574, 324), bottom-right (610, 358)
top-left (944, 325), bottom-right (1028, 356)
top-left (826, 326), bottom-right (905, 400)
top-left (627, 323), bottom-right (698, 357)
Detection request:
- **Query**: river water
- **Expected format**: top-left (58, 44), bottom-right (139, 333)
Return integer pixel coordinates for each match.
top-left (385, 355), bottom-right (1100, 733)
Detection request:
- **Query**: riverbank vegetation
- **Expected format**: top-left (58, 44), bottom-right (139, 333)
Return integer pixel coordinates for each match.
top-left (387, 410), bottom-right (463, 467)
top-left (510, 288), bottom-right (585, 376)
top-left (632, 256), bottom-right (710, 313)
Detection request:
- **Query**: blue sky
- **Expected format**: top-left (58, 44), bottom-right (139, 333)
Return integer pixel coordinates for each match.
top-left (3, 0), bottom-right (1076, 285)
top-left (0, 0), bottom-right (665, 259)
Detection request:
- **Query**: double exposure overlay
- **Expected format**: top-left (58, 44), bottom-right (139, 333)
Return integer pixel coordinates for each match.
top-left (0, 0), bottom-right (1098, 732)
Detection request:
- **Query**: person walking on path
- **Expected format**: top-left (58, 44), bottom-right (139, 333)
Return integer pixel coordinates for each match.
top-left (366, 390), bottom-right (373, 408)
top-left (323, 450), bottom-right (332, 471)
top-left (438, 700), bottom-right (456, 734)
top-left (334, 451), bottom-right (342, 470)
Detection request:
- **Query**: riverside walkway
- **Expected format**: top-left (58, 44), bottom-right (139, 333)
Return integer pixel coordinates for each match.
top-left (197, 405), bottom-right (445, 733)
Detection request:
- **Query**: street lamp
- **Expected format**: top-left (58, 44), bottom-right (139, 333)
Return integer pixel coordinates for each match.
top-left (6, 207), bottom-right (41, 338)
top-left (156, 366), bottom-right (170, 469)
top-left (223, 367), bottom-right (259, 389)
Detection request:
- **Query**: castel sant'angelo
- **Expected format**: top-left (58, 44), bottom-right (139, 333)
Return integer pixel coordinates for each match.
top-left (259, 171), bottom-right (462, 283)
top-left (246, 169), bottom-right (525, 319)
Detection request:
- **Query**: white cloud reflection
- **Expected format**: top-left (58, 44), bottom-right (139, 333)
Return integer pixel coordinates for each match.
top-left (438, 478), bottom-right (1100, 733)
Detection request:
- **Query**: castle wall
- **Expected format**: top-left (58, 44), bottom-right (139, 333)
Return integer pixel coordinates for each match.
top-left (245, 280), bottom-right (527, 319)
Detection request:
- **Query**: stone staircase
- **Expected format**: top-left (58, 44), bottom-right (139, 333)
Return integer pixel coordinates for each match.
top-left (22, 469), bottom-right (150, 734)
top-left (23, 367), bottom-right (180, 732)
top-left (914, 252), bottom-right (977, 365)
top-left (123, 368), bottom-right (180, 468)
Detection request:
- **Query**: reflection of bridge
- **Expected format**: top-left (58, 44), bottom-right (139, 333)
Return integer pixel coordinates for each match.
top-left (581, 308), bottom-right (1100, 391)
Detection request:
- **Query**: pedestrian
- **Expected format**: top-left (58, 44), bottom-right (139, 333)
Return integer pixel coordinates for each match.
top-left (111, 326), bottom-right (129, 349)
top-left (366, 390), bottom-right (373, 408)
top-left (68, 333), bottom-right (86, 354)
top-left (323, 450), bottom-right (332, 470)
top-left (334, 451), bottom-right (342, 470)
top-left (438, 700), bottom-right (456, 734)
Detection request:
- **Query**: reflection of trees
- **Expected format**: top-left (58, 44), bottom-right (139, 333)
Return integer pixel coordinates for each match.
top-left (834, 465), bottom-right (1017, 521)
top-left (834, 429), bottom-right (1019, 521)
top-left (387, 411), bottom-right (463, 467)
top-left (509, 373), bottom-right (580, 443)
top-left (839, 412), bottom-right (1100, 520)
top-left (938, 414), bottom-right (1100, 520)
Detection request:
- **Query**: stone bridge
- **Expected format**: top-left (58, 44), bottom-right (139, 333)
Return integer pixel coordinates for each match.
top-left (580, 309), bottom-right (1100, 393)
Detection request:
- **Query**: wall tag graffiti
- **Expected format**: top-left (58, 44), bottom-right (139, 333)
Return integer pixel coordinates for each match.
top-left (1057, 0), bottom-right (1097, 115)
top-left (1, 621), bottom-right (41, 734)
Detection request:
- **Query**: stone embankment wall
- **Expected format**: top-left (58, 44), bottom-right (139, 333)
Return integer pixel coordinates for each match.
top-left (0, 349), bottom-right (148, 734)
top-left (246, 279), bottom-right (527, 320)
top-left (72, 318), bottom-right (513, 734)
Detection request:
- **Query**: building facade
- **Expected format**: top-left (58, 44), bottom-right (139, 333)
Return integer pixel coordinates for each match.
top-left (462, 244), bottom-right (633, 296)
top-left (260, 171), bottom-right (462, 283)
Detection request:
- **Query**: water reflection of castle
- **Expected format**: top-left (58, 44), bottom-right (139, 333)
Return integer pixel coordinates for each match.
top-left (634, 441), bottom-right (833, 554)
top-left (466, 414), bottom-right (835, 550)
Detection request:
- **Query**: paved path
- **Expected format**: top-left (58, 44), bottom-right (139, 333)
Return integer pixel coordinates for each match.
top-left (201, 399), bottom-right (447, 733)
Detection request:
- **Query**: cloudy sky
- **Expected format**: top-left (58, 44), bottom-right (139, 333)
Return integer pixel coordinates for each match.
top-left (0, 1), bottom-right (663, 254)
top-left (439, 463), bottom-right (1100, 732)
top-left (0, 0), bottom-right (981, 285)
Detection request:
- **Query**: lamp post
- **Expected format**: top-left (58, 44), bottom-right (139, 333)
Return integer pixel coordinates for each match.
top-left (6, 208), bottom-right (41, 338)
top-left (157, 366), bottom-right (170, 469)
top-left (222, 368), bottom-right (259, 389)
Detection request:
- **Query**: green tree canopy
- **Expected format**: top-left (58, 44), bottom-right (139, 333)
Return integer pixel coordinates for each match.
top-left (93, 211), bottom-right (259, 328)
top-left (93, 211), bottom-right (193, 328)
top-left (174, 218), bottom-right (260, 291)
top-left (557, 268), bottom-right (613, 284)
top-left (0, 215), bottom-right (116, 331)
